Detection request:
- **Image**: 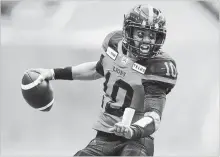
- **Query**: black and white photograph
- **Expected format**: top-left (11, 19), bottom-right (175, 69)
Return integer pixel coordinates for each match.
top-left (1, 0), bottom-right (219, 156)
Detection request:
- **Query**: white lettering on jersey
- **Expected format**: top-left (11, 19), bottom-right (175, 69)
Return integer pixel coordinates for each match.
top-left (132, 63), bottom-right (146, 74)
top-left (107, 47), bottom-right (118, 60)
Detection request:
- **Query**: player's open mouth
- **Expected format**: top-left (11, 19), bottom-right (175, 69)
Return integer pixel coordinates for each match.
top-left (140, 44), bottom-right (150, 53)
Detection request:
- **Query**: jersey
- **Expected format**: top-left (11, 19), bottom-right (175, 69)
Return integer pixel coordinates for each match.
top-left (93, 30), bottom-right (177, 134)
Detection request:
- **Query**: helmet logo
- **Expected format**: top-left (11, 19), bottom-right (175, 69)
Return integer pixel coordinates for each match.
top-left (146, 5), bottom-right (154, 25)
top-left (133, 6), bottom-right (140, 14)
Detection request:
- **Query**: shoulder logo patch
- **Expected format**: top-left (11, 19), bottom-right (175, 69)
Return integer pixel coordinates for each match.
top-left (132, 63), bottom-right (146, 74)
top-left (121, 56), bottom-right (129, 65)
top-left (107, 47), bottom-right (118, 60)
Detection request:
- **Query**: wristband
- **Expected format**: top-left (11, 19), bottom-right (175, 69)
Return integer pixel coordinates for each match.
top-left (53, 67), bottom-right (73, 80)
top-left (130, 125), bottom-right (144, 139)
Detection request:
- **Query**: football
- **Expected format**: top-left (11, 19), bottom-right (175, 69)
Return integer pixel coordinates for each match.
top-left (21, 70), bottom-right (54, 111)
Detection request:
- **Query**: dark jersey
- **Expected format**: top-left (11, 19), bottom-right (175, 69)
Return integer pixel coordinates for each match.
top-left (93, 30), bottom-right (177, 133)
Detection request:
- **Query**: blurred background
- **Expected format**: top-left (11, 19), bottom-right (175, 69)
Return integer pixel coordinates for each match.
top-left (1, 0), bottom-right (219, 156)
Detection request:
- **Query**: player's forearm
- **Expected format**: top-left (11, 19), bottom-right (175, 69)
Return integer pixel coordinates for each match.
top-left (71, 61), bottom-right (103, 80)
top-left (130, 96), bottom-right (164, 139)
top-left (130, 111), bottom-right (160, 139)
top-left (130, 83), bottom-right (166, 139)
top-left (52, 62), bottom-right (103, 81)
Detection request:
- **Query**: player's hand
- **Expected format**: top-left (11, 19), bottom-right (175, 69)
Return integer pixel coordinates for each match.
top-left (27, 68), bottom-right (54, 84)
top-left (108, 122), bottom-right (134, 139)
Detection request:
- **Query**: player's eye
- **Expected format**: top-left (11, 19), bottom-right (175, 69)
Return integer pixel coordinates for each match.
top-left (149, 33), bottom-right (156, 40)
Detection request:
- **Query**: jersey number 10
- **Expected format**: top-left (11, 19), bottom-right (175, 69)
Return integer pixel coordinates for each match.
top-left (102, 72), bottom-right (134, 117)
top-left (164, 62), bottom-right (177, 78)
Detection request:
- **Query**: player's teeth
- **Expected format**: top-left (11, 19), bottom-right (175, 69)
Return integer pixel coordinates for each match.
top-left (140, 45), bottom-right (150, 50)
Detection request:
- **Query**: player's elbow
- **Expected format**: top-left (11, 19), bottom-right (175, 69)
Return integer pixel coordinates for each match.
top-left (144, 111), bottom-right (161, 132)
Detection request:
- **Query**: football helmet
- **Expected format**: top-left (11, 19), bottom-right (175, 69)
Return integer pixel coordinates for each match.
top-left (122, 4), bottom-right (167, 58)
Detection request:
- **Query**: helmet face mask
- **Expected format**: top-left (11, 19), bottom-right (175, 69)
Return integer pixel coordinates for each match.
top-left (122, 5), bottom-right (167, 59)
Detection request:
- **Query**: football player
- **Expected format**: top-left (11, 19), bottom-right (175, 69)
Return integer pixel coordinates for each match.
top-left (32, 4), bottom-right (178, 156)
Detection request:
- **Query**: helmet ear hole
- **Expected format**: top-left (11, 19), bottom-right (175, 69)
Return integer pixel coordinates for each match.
top-left (156, 33), bottom-right (166, 45)
top-left (153, 33), bottom-right (166, 52)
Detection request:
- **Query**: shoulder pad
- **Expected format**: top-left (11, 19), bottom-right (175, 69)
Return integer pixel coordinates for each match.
top-left (102, 30), bottom-right (123, 52)
top-left (140, 58), bottom-right (178, 85)
top-left (153, 51), bottom-right (172, 60)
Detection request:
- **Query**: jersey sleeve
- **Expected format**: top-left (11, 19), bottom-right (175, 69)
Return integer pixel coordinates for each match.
top-left (96, 30), bottom-right (122, 76)
top-left (96, 54), bottom-right (105, 76)
top-left (102, 31), bottom-right (119, 52)
top-left (95, 31), bottom-right (115, 76)
top-left (141, 58), bottom-right (178, 117)
top-left (142, 59), bottom-right (178, 94)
